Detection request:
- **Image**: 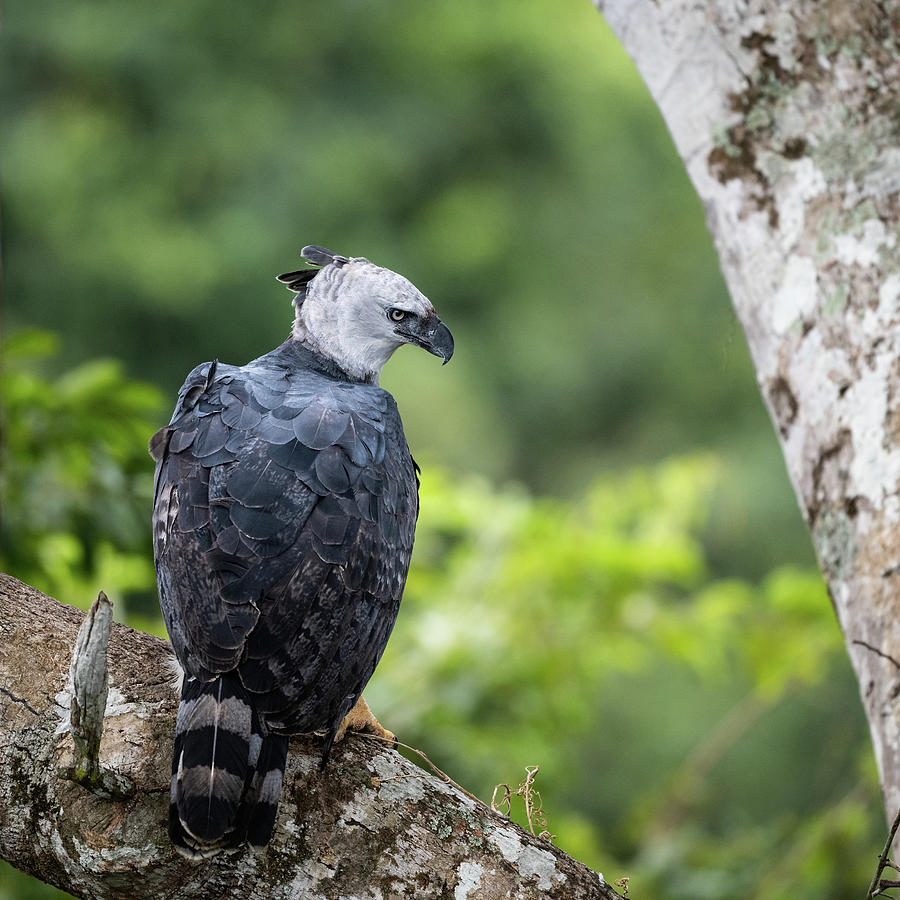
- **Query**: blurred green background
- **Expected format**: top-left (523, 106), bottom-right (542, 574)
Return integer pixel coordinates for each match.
top-left (0, 1), bottom-right (884, 898)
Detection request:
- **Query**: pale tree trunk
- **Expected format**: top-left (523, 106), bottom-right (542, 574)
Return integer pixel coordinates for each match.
top-left (0, 574), bottom-right (623, 899)
top-left (594, 0), bottom-right (900, 816)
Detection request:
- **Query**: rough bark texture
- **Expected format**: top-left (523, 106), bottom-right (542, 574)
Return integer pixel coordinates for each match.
top-left (0, 573), bottom-right (622, 900)
top-left (595, 0), bottom-right (900, 815)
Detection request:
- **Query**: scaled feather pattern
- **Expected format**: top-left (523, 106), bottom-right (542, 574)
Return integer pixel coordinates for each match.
top-left (151, 256), bottom-right (437, 857)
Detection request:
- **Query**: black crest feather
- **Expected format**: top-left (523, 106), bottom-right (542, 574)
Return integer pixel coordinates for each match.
top-left (275, 269), bottom-right (318, 294)
top-left (276, 246), bottom-right (351, 305)
top-left (301, 245), bottom-right (349, 268)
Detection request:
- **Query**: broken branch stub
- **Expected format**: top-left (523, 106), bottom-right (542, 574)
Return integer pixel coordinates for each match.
top-left (60, 590), bottom-right (135, 799)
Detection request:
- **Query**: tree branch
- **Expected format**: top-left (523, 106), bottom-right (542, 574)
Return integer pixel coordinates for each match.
top-left (866, 806), bottom-right (900, 899)
top-left (0, 573), bottom-right (624, 899)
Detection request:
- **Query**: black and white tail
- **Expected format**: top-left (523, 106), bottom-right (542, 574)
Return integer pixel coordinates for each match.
top-left (169, 674), bottom-right (289, 858)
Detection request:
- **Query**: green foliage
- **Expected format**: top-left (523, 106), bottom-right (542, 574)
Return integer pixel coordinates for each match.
top-left (378, 460), bottom-right (838, 751)
top-left (0, 867), bottom-right (71, 900)
top-left (0, 330), bottom-right (162, 615)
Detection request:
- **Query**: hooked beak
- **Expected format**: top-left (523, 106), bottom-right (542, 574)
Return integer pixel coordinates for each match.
top-left (404, 315), bottom-right (454, 364)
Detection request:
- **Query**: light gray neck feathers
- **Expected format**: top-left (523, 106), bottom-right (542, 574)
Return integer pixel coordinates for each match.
top-left (292, 257), bottom-right (434, 383)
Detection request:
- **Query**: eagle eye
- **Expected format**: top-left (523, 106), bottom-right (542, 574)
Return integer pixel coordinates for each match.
top-left (388, 308), bottom-right (408, 322)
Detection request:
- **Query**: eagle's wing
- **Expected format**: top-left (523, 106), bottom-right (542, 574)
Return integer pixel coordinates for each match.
top-left (152, 359), bottom-right (416, 732)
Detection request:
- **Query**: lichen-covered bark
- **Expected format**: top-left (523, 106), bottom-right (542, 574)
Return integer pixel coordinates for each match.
top-left (595, 0), bottom-right (900, 815)
top-left (0, 574), bottom-right (623, 900)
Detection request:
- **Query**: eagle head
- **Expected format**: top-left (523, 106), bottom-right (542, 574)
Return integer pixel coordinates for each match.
top-left (279, 246), bottom-right (454, 384)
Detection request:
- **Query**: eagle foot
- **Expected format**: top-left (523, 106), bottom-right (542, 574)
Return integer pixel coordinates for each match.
top-left (334, 695), bottom-right (396, 745)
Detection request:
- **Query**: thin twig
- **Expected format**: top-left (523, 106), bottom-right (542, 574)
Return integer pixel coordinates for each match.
top-left (355, 732), bottom-right (480, 803)
top-left (866, 807), bottom-right (900, 899)
top-left (491, 783), bottom-right (511, 816)
top-left (491, 766), bottom-right (554, 842)
top-left (520, 765), bottom-right (541, 836)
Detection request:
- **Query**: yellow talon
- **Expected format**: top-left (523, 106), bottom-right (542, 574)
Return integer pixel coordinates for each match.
top-left (334, 695), bottom-right (395, 744)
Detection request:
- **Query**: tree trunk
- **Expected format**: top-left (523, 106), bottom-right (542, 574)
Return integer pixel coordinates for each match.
top-left (0, 574), bottom-right (622, 899)
top-left (594, 0), bottom-right (900, 816)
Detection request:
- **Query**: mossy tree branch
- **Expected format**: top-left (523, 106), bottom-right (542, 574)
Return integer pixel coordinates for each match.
top-left (0, 573), bottom-right (623, 900)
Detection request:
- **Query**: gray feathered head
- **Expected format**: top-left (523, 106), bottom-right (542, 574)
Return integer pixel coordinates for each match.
top-left (277, 246), bottom-right (453, 384)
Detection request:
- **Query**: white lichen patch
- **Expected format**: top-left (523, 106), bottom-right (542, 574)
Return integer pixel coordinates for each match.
top-left (49, 830), bottom-right (73, 865)
top-left (780, 324), bottom-right (900, 522)
top-left (371, 751), bottom-right (427, 805)
top-left (271, 796), bottom-right (302, 843)
top-left (54, 687), bottom-right (73, 733)
top-left (380, 825), bottom-right (437, 889)
top-left (773, 156), bottom-right (827, 249)
top-left (336, 792), bottom-right (376, 832)
top-left (863, 148), bottom-right (900, 201)
top-left (784, 331), bottom-right (854, 430)
top-left (335, 753), bottom-right (427, 838)
top-left (291, 752), bottom-right (322, 776)
top-left (846, 361), bottom-right (900, 520)
top-left (487, 824), bottom-right (562, 891)
top-left (104, 686), bottom-right (143, 719)
top-left (833, 218), bottom-right (896, 268)
top-left (772, 254), bottom-right (818, 334)
top-left (71, 835), bottom-right (159, 872)
top-left (878, 273), bottom-right (900, 314)
top-left (488, 823), bottom-right (523, 862)
top-left (99, 843), bottom-right (159, 865)
top-left (277, 814), bottom-right (302, 840)
top-left (281, 860), bottom-right (338, 899)
top-left (454, 860), bottom-right (484, 899)
top-left (862, 273), bottom-right (900, 340)
top-left (517, 846), bottom-right (566, 892)
top-left (768, 9), bottom-right (799, 73)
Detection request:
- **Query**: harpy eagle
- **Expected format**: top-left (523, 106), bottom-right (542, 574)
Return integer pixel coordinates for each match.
top-left (150, 246), bottom-right (453, 857)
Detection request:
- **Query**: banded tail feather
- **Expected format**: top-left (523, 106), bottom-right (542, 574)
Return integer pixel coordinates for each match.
top-left (169, 674), bottom-right (288, 858)
top-left (244, 731), bottom-right (289, 850)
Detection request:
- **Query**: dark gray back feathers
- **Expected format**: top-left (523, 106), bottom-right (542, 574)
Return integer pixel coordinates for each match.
top-left (152, 337), bottom-right (418, 854)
